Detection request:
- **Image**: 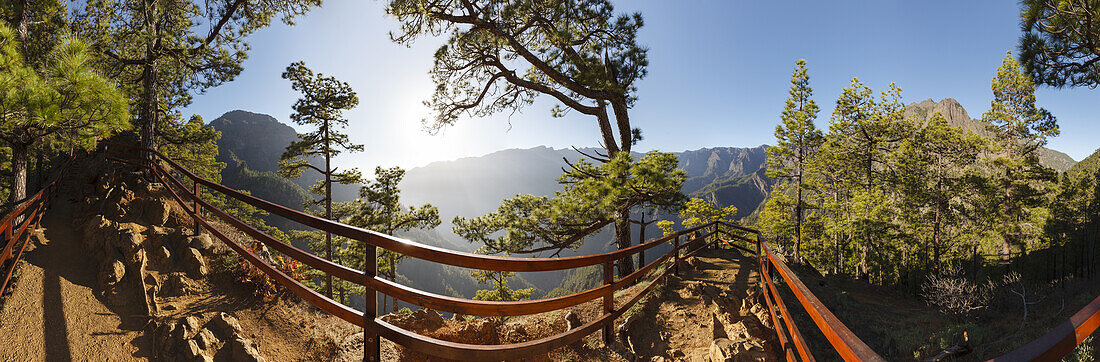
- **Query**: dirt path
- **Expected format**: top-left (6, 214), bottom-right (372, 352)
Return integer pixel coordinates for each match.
top-left (0, 193), bottom-right (152, 361)
top-left (624, 246), bottom-right (773, 360)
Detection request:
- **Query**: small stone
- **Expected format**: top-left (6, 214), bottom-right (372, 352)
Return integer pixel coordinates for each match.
top-left (565, 311), bottom-right (582, 331)
top-left (183, 248), bottom-right (207, 279)
top-left (188, 234), bottom-right (214, 251)
top-left (709, 338), bottom-right (735, 362)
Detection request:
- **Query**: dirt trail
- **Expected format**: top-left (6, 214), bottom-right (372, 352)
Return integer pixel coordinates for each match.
top-left (624, 246), bottom-right (773, 360)
top-left (0, 191), bottom-right (152, 361)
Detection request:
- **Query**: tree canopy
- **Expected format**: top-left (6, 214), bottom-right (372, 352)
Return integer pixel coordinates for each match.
top-left (0, 24), bottom-right (129, 201)
top-left (1019, 0), bottom-right (1100, 88)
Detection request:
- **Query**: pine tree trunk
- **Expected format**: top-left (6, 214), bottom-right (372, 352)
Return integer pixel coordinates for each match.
top-left (614, 207), bottom-right (634, 279)
top-left (795, 179), bottom-right (803, 264)
top-left (10, 142), bottom-right (28, 203)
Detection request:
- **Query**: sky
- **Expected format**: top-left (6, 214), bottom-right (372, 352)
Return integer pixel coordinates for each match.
top-left (182, 0), bottom-right (1099, 173)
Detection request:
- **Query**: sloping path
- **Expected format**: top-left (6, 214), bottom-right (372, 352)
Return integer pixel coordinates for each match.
top-left (0, 190), bottom-right (151, 361)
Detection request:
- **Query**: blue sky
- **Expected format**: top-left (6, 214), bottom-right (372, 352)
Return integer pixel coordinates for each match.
top-left (182, 0), bottom-right (1099, 173)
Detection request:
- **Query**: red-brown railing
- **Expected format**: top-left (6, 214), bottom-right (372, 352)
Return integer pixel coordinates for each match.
top-left (0, 159), bottom-right (69, 300)
top-left (104, 143), bottom-right (1099, 361)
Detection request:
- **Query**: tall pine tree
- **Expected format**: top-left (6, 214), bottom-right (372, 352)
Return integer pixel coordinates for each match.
top-left (766, 59), bottom-right (823, 263)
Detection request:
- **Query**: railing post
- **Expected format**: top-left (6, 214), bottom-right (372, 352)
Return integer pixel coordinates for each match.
top-left (364, 243), bottom-right (379, 362)
top-left (602, 260), bottom-right (613, 345)
top-left (673, 235), bottom-right (680, 276)
top-left (193, 179), bottom-right (202, 235)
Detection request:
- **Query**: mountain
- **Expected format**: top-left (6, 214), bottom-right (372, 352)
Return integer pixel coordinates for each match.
top-left (207, 110), bottom-right (359, 204)
top-left (904, 98), bottom-right (1077, 172)
top-left (1067, 148), bottom-right (1100, 179)
top-left (205, 110), bottom-right (777, 300)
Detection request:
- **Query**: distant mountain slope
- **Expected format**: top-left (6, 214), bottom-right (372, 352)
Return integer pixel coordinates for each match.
top-left (904, 98), bottom-right (1077, 172)
top-left (1067, 148), bottom-right (1100, 179)
top-left (207, 110), bottom-right (358, 206)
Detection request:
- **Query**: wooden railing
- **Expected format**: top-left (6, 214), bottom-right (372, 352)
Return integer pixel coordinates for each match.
top-left (103, 143), bottom-right (1098, 361)
top-left (0, 158), bottom-right (69, 300)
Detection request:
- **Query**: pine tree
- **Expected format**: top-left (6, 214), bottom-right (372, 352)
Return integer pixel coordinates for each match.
top-left (980, 51), bottom-right (1059, 261)
top-left (388, 0), bottom-right (656, 278)
top-left (891, 113), bottom-right (985, 270)
top-left (1019, 0), bottom-right (1100, 88)
top-left (342, 166), bottom-right (440, 313)
top-left (278, 62), bottom-right (363, 299)
top-left (0, 25), bottom-right (129, 202)
top-left (766, 59), bottom-right (823, 263)
top-left (73, 0), bottom-right (320, 162)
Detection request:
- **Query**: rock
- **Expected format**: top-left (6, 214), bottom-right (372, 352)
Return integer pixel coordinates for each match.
top-left (450, 318), bottom-right (500, 345)
top-left (183, 248), bottom-right (207, 278)
top-left (230, 335), bottom-right (266, 362)
top-left (161, 273), bottom-right (196, 297)
top-left (143, 199), bottom-right (172, 226)
top-left (113, 226), bottom-right (145, 256)
top-left (153, 244), bottom-right (172, 264)
top-left (184, 339), bottom-right (203, 359)
top-left (565, 311), bottom-right (582, 331)
top-left (194, 328), bottom-right (218, 350)
top-left (98, 258), bottom-right (126, 288)
top-left (709, 338), bottom-right (736, 362)
top-left (209, 312), bottom-right (242, 337)
top-left (188, 234), bottom-right (213, 251)
top-left (381, 308), bottom-right (444, 332)
top-left (712, 312), bottom-right (728, 339)
top-left (145, 273), bottom-right (160, 295)
top-left (155, 321), bottom-right (178, 352)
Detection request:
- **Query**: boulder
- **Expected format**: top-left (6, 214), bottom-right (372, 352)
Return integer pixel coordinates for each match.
top-left (209, 312), bottom-right (242, 338)
top-left (188, 234), bottom-right (214, 252)
top-left (182, 248), bottom-right (207, 279)
top-left (381, 308), bottom-right (444, 332)
top-left (709, 338), bottom-right (736, 362)
top-left (161, 273), bottom-right (196, 297)
top-left (230, 335), bottom-right (266, 362)
top-left (152, 244), bottom-right (172, 264)
top-left (98, 258), bottom-right (126, 288)
top-left (143, 199), bottom-right (172, 226)
top-left (194, 328), bottom-right (218, 350)
top-left (112, 226), bottom-right (145, 257)
top-left (183, 339), bottom-right (203, 359)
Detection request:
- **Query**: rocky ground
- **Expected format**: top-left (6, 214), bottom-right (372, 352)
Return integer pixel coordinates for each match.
top-left (0, 154), bottom-right (352, 361)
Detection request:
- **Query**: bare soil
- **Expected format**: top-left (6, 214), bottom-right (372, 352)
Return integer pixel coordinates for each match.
top-left (0, 192), bottom-right (152, 361)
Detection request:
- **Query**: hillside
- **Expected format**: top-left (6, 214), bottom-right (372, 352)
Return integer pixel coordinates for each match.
top-left (904, 98), bottom-right (1077, 172)
top-left (1067, 148), bottom-right (1100, 179)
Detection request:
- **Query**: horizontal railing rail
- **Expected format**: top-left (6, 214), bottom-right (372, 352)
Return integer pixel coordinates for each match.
top-left (107, 142), bottom-right (1099, 361)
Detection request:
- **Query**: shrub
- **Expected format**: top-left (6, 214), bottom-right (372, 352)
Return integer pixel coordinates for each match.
top-left (921, 274), bottom-right (993, 318)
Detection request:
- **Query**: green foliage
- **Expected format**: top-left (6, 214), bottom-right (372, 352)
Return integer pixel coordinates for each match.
top-left (1018, 0), bottom-right (1100, 88)
top-left (338, 166), bottom-right (440, 310)
top-left (73, 0), bottom-right (320, 152)
top-left (979, 52), bottom-right (1059, 260)
top-left (763, 59), bottom-right (823, 260)
top-left (0, 23), bottom-right (129, 201)
top-left (278, 61), bottom-right (363, 198)
top-left (470, 268), bottom-right (534, 302)
top-left (454, 151), bottom-right (685, 256)
top-left (387, 0), bottom-right (647, 155)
